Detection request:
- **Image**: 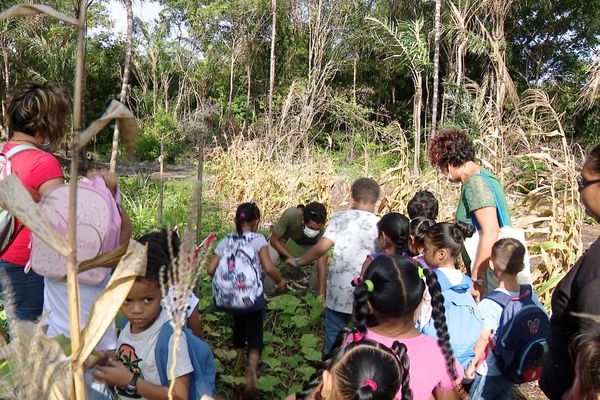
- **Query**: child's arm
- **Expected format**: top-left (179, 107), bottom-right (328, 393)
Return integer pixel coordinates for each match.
top-left (432, 388), bottom-right (460, 400)
top-left (258, 247), bottom-right (286, 290)
top-left (187, 306), bottom-right (204, 339)
top-left (360, 255), bottom-right (372, 275)
top-left (465, 328), bottom-right (492, 379)
top-left (316, 254), bottom-right (328, 300)
top-left (207, 254), bottom-right (220, 276)
top-left (94, 358), bottom-right (189, 400)
top-left (285, 238), bottom-right (333, 267)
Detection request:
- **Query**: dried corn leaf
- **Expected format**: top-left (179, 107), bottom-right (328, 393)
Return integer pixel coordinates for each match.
top-left (0, 175), bottom-right (69, 257)
top-left (73, 240), bottom-right (147, 365)
top-left (78, 101), bottom-right (138, 156)
top-left (0, 4), bottom-right (80, 26)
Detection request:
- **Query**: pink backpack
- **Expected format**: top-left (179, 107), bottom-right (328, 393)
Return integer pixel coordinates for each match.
top-left (26, 175), bottom-right (122, 285)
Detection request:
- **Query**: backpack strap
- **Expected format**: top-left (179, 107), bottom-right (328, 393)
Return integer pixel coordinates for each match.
top-left (469, 172), bottom-right (510, 230)
top-left (1, 143), bottom-right (41, 158)
top-left (155, 322), bottom-right (173, 387)
top-left (433, 269), bottom-right (471, 292)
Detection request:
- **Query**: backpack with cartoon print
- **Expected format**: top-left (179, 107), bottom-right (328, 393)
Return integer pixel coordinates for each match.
top-left (484, 284), bottom-right (549, 383)
top-left (212, 233), bottom-right (263, 310)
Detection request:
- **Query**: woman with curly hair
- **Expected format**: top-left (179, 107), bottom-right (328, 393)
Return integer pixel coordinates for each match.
top-left (0, 82), bottom-right (69, 321)
top-left (428, 129), bottom-right (511, 300)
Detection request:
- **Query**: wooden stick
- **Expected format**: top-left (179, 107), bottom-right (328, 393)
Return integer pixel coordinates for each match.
top-left (68, 1), bottom-right (88, 398)
top-left (159, 135), bottom-right (164, 224)
top-left (195, 141), bottom-right (204, 244)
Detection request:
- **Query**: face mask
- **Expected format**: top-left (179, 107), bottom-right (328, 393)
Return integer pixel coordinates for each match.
top-left (444, 172), bottom-right (458, 184)
top-left (303, 226), bottom-right (320, 238)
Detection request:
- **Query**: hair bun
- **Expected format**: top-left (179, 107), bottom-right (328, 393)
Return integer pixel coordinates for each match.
top-left (453, 221), bottom-right (475, 242)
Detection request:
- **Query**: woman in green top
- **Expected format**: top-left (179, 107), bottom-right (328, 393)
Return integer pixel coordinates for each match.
top-left (428, 129), bottom-right (510, 300)
top-left (267, 202), bottom-right (328, 296)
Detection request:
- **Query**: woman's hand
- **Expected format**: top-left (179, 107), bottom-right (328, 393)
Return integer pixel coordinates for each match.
top-left (93, 358), bottom-right (133, 387)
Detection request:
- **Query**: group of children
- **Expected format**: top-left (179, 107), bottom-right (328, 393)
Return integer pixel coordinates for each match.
top-left (54, 176), bottom-right (597, 400)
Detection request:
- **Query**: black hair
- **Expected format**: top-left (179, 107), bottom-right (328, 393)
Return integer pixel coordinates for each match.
top-left (235, 202), bottom-right (261, 235)
top-left (428, 128), bottom-right (476, 170)
top-left (350, 255), bottom-right (459, 383)
top-left (587, 143), bottom-right (600, 175)
top-left (351, 177), bottom-right (381, 205)
top-left (407, 191), bottom-right (439, 221)
top-left (409, 217), bottom-right (435, 253)
top-left (426, 221), bottom-right (475, 259)
top-left (298, 202), bottom-right (327, 224)
top-left (136, 229), bottom-right (180, 282)
top-left (568, 326), bottom-right (600, 400)
top-left (296, 338), bottom-right (411, 400)
top-left (377, 213), bottom-right (410, 255)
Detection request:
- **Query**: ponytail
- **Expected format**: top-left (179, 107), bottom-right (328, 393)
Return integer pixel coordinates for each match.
top-left (377, 213), bottom-right (410, 255)
top-left (421, 268), bottom-right (459, 381)
top-left (391, 341), bottom-right (413, 400)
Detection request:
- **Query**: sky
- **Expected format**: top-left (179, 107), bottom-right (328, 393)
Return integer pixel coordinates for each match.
top-left (106, 0), bottom-right (163, 34)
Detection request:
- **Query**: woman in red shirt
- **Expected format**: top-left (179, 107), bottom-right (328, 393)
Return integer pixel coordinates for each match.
top-left (0, 82), bottom-right (69, 321)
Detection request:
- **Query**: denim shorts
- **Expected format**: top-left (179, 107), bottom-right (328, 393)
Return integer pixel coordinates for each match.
top-left (0, 260), bottom-right (45, 321)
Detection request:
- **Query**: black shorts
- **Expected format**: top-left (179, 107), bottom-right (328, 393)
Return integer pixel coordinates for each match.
top-left (231, 309), bottom-right (264, 352)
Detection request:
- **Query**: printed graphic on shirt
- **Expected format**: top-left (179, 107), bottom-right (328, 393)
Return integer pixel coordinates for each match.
top-left (116, 343), bottom-right (144, 398)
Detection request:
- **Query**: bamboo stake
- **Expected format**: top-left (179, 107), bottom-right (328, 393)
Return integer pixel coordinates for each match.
top-left (67, 1), bottom-right (87, 398)
top-left (159, 135), bottom-right (164, 224)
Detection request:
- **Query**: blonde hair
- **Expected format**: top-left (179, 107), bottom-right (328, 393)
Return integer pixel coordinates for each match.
top-left (7, 82), bottom-right (70, 148)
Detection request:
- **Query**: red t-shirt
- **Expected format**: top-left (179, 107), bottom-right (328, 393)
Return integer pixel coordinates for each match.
top-left (1, 143), bottom-right (64, 266)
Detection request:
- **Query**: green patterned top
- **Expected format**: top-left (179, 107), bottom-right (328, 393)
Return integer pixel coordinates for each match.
top-left (456, 167), bottom-right (511, 228)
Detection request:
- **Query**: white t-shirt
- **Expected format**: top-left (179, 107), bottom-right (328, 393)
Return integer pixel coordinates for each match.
top-left (163, 288), bottom-right (199, 319)
top-left (44, 275), bottom-right (117, 351)
top-left (323, 210), bottom-right (379, 314)
top-left (116, 309), bottom-right (193, 399)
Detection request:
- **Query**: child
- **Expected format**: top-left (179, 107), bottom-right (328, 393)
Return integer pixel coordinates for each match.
top-left (408, 216), bottom-right (434, 265)
top-left (467, 238), bottom-right (546, 399)
top-left (337, 255), bottom-right (463, 400)
top-left (286, 177), bottom-right (380, 353)
top-left (207, 202), bottom-right (285, 397)
top-left (289, 338), bottom-right (410, 400)
top-left (419, 222), bottom-right (483, 370)
top-left (94, 239), bottom-right (211, 400)
top-left (137, 229), bottom-right (203, 338)
top-left (407, 190), bottom-right (439, 221)
top-left (563, 328), bottom-right (600, 400)
top-left (361, 212), bottom-right (409, 273)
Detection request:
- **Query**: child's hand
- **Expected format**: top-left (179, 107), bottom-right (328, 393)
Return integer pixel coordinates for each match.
top-left (93, 358), bottom-right (133, 387)
top-left (464, 362), bottom-right (476, 380)
top-left (277, 279), bottom-right (287, 291)
top-left (285, 258), bottom-right (296, 268)
top-left (84, 351), bottom-right (110, 371)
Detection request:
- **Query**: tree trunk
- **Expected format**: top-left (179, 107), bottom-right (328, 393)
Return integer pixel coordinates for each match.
top-left (1, 47), bottom-right (10, 139)
top-left (109, 0), bottom-right (134, 173)
top-left (431, 0), bottom-right (441, 137)
top-left (246, 62), bottom-right (252, 110)
top-left (353, 52), bottom-right (358, 104)
top-left (228, 40), bottom-right (236, 114)
top-left (267, 0), bottom-right (277, 135)
top-left (413, 74), bottom-right (423, 173)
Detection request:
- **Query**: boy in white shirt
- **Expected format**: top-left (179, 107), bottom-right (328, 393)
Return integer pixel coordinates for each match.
top-left (286, 177), bottom-right (380, 353)
top-left (94, 240), bottom-right (193, 400)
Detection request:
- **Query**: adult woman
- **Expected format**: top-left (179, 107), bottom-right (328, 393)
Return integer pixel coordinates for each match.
top-left (540, 143), bottom-right (600, 400)
top-left (0, 82), bottom-right (69, 321)
top-left (428, 129), bottom-right (510, 300)
top-left (267, 202), bottom-right (328, 295)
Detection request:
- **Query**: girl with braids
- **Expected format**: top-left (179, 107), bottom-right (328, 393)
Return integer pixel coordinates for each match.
top-left (419, 222), bottom-right (483, 370)
top-left (207, 202), bottom-right (286, 397)
top-left (287, 338), bottom-right (410, 400)
top-left (348, 255), bottom-right (463, 400)
top-left (361, 213), bottom-right (410, 273)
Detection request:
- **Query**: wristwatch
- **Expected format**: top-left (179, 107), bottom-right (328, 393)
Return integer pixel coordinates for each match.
top-left (123, 372), bottom-right (140, 396)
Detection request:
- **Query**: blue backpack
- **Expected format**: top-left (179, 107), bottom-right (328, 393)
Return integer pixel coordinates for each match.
top-left (155, 322), bottom-right (217, 398)
top-left (484, 285), bottom-right (549, 383)
top-left (421, 270), bottom-right (483, 369)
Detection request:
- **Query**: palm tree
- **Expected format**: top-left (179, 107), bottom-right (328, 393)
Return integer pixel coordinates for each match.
top-left (267, 0), bottom-right (276, 135)
top-left (110, 0), bottom-right (134, 173)
top-left (431, 0), bottom-right (442, 138)
top-left (367, 17), bottom-right (430, 173)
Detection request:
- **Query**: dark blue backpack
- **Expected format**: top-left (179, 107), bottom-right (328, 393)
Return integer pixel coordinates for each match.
top-left (421, 270), bottom-right (483, 369)
top-left (484, 285), bottom-right (549, 383)
top-left (155, 322), bottom-right (217, 398)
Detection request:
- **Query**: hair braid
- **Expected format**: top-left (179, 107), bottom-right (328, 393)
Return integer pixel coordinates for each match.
top-left (391, 341), bottom-right (413, 400)
top-left (421, 268), bottom-right (459, 382)
top-left (351, 280), bottom-right (371, 335)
